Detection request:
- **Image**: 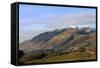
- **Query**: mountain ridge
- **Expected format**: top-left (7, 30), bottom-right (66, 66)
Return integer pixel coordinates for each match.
top-left (19, 27), bottom-right (96, 53)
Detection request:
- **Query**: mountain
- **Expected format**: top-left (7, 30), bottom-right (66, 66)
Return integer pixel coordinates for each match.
top-left (19, 27), bottom-right (96, 64)
top-left (19, 29), bottom-right (62, 52)
top-left (19, 27), bottom-right (95, 53)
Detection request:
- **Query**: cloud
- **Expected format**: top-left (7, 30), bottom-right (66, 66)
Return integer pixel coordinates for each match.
top-left (30, 12), bottom-right (96, 29)
top-left (19, 12), bottom-right (96, 43)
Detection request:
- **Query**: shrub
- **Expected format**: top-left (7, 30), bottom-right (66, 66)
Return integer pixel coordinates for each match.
top-left (77, 46), bottom-right (86, 52)
top-left (32, 52), bottom-right (46, 59)
top-left (19, 50), bottom-right (25, 58)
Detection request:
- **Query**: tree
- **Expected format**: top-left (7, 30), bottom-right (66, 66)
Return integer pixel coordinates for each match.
top-left (19, 50), bottom-right (25, 58)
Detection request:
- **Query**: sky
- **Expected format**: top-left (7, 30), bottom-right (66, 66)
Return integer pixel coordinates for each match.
top-left (19, 4), bottom-right (96, 43)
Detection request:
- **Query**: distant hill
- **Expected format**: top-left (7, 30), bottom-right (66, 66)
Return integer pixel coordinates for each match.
top-left (19, 27), bottom-right (96, 64)
top-left (19, 27), bottom-right (96, 53)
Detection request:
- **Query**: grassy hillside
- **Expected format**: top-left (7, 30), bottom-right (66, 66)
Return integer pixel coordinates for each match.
top-left (19, 27), bottom-right (96, 64)
top-left (22, 47), bottom-right (96, 64)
